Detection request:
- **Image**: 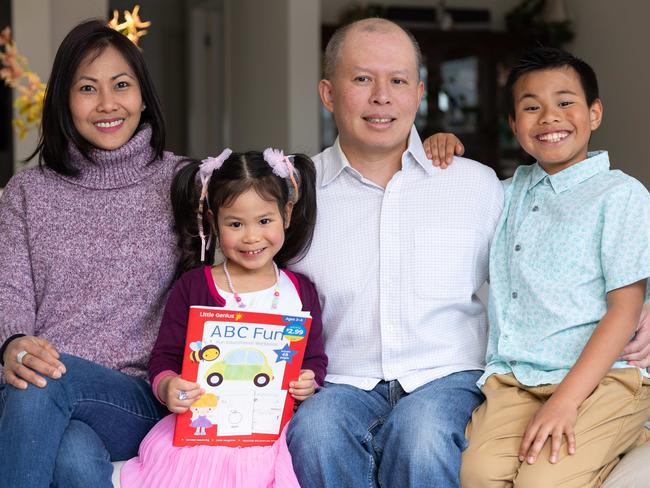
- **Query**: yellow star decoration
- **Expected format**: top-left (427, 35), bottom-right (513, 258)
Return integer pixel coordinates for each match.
top-left (108, 5), bottom-right (151, 47)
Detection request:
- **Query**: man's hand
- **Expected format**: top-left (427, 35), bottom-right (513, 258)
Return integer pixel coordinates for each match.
top-left (422, 132), bottom-right (465, 168)
top-left (2, 335), bottom-right (66, 389)
top-left (519, 394), bottom-right (577, 465)
top-left (620, 301), bottom-right (650, 369)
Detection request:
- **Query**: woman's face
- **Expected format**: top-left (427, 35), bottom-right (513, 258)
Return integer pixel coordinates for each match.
top-left (69, 45), bottom-right (144, 150)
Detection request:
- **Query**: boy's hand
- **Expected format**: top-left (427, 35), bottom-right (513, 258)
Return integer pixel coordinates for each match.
top-left (159, 375), bottom-right (204, 414)
top-left (289, 369), bottom-right (316, 401)
top-left (620, 301), bottom-right (650, 369)
top-left (422, 132), bottom-right (465, 168)
top-left (519, 394), bottom-right (577, 465)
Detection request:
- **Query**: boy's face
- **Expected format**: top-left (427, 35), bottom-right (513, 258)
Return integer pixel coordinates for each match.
top-left (509, 66), bottom-right (603, 174)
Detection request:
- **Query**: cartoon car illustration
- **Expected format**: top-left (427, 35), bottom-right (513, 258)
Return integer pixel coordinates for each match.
top-left (204, 348), bottom-right (274, 387)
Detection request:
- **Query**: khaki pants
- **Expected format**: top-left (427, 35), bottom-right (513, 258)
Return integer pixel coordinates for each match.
top-left (461, 368), bottom-right (650, 488)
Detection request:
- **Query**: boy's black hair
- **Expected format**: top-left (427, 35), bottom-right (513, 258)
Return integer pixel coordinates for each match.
top-left (171, 151), bottom-right (317, 277)
top-left (29, 19), bottom-right (165, 175)
top-left (505, 46), bottom-right (599, 118)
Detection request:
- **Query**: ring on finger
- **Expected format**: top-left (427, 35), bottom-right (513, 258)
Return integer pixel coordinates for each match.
top-left (178, 390), bottom-right (188, 401)
top-left (16, 350), bottom-right (28, 365)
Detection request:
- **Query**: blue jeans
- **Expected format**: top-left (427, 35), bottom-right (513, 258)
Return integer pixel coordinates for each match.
top-left (0, 353), bottom-right (166, 488)
top-left (287, 370), bottom-right (483, 488)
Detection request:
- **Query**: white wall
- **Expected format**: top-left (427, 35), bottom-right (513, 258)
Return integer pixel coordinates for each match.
top-left (11, 0), bottom-right (107, 169)
top-left (568, 0), bottom-right (650, 186)
top-left (226, 0), bottom-right (320, 155)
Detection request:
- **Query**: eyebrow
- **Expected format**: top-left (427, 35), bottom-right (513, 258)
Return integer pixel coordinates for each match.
top-left (518, 89), bottom-right (579, 102)
top-left (75, 72), bottom-right (135, 83)
top-left (351, 66), bottom-right (411, 76)
top-left (221, 212), bottom-right (275, 221)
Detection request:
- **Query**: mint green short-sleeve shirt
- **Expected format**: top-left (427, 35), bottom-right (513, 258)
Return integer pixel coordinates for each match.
top-left (481, 151), bottom-right (650, 387)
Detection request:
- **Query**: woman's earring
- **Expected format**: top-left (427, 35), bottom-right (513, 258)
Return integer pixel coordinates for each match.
top-left (141, 103), bottom-right (146, 112)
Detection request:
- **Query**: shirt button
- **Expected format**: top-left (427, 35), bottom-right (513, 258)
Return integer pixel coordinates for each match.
top-left (512, 291), bottom-right (518, 299)
top-left (514, 244), bottom-right (521, 251)
top-left (532, 206), bottom-right (539, 212)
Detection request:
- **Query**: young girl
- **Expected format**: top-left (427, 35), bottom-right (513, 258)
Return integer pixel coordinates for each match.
top-left (121, 148), bottom-right (328, 487)
top-left (0, 19), bottom-right (181, 486)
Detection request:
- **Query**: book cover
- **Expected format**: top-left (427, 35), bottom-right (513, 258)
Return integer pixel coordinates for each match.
top-left (173, 306), bottom-right (311, 447)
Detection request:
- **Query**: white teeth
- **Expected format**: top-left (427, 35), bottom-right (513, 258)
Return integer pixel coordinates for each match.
top-left (366, 117), bottom-right (392, 123)
top-left (95, 119), bottom-right (124, 128)
top-left (242, 249), bottom-right (263, 255)
top-left (538, 132), bottom-right (568, 142)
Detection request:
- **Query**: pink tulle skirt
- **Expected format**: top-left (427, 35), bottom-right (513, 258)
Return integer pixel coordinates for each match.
top-left (121, 414), bottom-right (300, 488)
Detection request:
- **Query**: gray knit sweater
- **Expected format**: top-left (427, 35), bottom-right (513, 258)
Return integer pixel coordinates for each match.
top-left (0, 126), bottom-right (182, 380)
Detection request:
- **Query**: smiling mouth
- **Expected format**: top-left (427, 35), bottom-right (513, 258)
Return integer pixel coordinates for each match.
top-left (537, 131), bottom-right (570, 143)
top-left (94, 119), bottom-right (125, 128)
top-left (363, 117), bottom-right (395, 124)
top-left (240, 248), bottom-right (266, 256)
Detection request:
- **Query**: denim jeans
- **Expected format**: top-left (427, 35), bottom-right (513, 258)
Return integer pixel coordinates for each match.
top-left (0, 353), bottom-right (166, 488)
top-left (287, 370), bottom-right (483, 488)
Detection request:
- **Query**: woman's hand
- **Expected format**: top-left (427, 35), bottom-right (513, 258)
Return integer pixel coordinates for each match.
top-left (518, 394), bottom-right (578, 465)
top-left (2, 335), bottom-right (66, 389)
top-left (159, 375), bottom-right (204, 414)
top-left (289, 369), bottom-right (316, 401)
top-left (422, 132), bottom-right (465, 168)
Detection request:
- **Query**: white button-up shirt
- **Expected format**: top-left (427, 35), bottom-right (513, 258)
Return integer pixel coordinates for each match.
top-left (291, 127), bottom-right (504, 392)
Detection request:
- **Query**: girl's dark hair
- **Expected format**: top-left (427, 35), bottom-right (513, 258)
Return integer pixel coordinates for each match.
top-left (171, 151), bottom-right (317, 275)
top-left (29, 19), bottom-right (165, 175)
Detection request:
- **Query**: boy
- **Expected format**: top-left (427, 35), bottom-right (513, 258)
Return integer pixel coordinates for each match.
top-left (436, 47), bottom-right (650, 487)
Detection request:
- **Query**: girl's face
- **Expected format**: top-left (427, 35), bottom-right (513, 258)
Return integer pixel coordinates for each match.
top-left (69, 45), bottom-right (144, 151)
top-left (216, 188), bottom-right (292, 276)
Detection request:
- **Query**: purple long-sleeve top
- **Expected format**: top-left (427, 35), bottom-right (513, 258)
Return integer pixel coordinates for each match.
top-left (148, 266), bottom-right (328, 388)
top-left (0, 126), bottom-right (182, 381)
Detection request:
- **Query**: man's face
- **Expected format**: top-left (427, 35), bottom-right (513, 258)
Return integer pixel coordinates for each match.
top-left (509, 67), bottom-right (602, 174)
top-left (319, 26), bottom-right (424, 162)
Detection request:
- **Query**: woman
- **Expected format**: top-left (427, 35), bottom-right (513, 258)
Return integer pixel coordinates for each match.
top-left (0, 20), bottom-right (183, 487)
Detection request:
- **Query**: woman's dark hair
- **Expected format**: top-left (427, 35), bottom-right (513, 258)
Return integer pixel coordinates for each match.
top-left (29, 19), bottom-right (165, 175)
top-left (171, 151), bottom-right (317, 275)
top-left (505, 46), bottom-right (599, 119)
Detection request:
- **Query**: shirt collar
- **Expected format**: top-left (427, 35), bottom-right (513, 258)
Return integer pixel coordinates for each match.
top-left (528, 151), bottom-right (610, 194)
top-left (320, 126), bottom-right (435, 187)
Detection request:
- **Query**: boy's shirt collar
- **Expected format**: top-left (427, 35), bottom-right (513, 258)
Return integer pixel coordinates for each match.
top-left (529, 151), bottom-right (610, 194)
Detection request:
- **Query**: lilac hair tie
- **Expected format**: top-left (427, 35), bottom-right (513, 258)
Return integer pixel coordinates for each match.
top-left (263, 147), bottom-right (300, 202)
top-left (198, 148), bottom-right (232, 187)
top-left (197, 148), bottom-right (232, 262)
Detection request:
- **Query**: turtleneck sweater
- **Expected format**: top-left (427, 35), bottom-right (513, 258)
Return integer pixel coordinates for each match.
top-left (0, 126), bottom-right (183, 380)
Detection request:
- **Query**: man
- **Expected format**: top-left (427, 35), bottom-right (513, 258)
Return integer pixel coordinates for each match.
top-left (287, 18), bottom-right (504, 487)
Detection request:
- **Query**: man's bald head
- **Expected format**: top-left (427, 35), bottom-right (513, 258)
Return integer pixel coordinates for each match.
top-left (323, 18), bottom-right (423, 81)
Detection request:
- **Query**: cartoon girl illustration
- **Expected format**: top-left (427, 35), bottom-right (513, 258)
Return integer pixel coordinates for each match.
top-left (189, 393), bottom-right (218, 436)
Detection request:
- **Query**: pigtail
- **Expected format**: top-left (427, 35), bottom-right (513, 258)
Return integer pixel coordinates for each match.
top-left (170, 159), bottom-right (217, 277)
top-left (274, 153), bottom-right (317, 268)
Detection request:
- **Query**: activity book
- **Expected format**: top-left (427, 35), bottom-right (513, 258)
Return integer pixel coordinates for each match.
top-left (173, 306), bottom-right (312, 447)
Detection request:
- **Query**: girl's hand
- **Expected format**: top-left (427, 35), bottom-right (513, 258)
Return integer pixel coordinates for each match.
top-left (289, 369), bottom-right (316, 401)
top-left (2, 335), bottom-right (66, 389)
top-left (422, 132), bottom-right (465, 168)
top-left (519, 394), bottom-right (578, 465)
top-left (159, 375), bottom-right (204, 414)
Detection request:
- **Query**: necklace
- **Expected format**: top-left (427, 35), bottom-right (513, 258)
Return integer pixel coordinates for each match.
top-left (222, 258), bottom-right (280, 309)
